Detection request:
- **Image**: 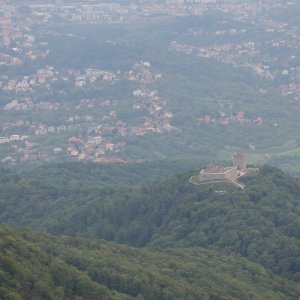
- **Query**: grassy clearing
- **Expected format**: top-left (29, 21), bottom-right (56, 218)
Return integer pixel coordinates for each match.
top-left (218, 144), bottom-right (300, 166)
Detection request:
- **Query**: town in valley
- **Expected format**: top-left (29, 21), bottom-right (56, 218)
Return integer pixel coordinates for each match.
top-left (1, 0), bottom-right (300, 167)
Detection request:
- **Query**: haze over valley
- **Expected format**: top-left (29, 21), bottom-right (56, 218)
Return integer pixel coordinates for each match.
top-left (1, 1), bottom-right (300, 299)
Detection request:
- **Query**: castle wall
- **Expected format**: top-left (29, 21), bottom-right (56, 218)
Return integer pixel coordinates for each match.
top-left (224, 167), bottom-right (238, 181)
top-left (199, 166), bottom-right (238, 182)
top-left (199, 172), bottom-right (227, 181)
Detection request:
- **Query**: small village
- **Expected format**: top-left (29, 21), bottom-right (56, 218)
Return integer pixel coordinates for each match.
top-left (170, 13), bottom-right (300, 101)
top-left (198, 111), bottom-right (263, 126)
top-left (0, 60), bottom-right (180, 164)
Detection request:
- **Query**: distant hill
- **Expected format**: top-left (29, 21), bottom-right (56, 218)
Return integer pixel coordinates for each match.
top-left (0, 163), bottom-right (300, 283)
top-left (0, 225), bottom-right (299, 300)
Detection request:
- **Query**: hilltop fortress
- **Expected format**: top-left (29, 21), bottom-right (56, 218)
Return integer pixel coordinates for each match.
top-left (199, 166), bottom-right (238, 183)
top-left (190, 153), bottom-right (258, 188)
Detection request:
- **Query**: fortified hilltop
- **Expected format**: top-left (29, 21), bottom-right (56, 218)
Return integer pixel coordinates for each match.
top-left (190, 153), bottom-right (258, 188)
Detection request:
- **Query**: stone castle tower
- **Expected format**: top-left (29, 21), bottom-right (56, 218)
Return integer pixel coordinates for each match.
top-left (232, 153), bottom-right (246, 171)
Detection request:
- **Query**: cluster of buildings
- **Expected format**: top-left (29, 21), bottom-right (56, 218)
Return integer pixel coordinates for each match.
top-left (0, 52), bottom-right (22, 65)
top-left (170, 17), bottom-right (300, 90)
top-left (170, 1), bottom-right (300, 101)
top-left (1, 0), bottom-right (299, 96)
top-left (280, 83), bottom-right (300, 101)
top-left (0, 134), bottom-right (29, 144)
top-left (0, 59), bottom-right (178, 164)
top-left (199, 165), bottom-right (239, 183)
top-left (199, 153), bottom-right (246, 182)
top-left (3, 98), bottom-right (61, 111)
top-left (0, 0), bottom-right (291, 30)
top-left (0, 1), bottom-right (236, 26)
top-left (0, 65), bottom-right (117, 94)
top-left (199, 111), bottom-right (263, 126)
top-left (192, 153), bottom-right (258, 188)
top-left (66, 135), bottom-right (125, 161)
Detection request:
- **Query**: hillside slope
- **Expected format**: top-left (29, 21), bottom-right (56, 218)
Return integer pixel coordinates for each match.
top-left (21, 159), bottom-right (207, 187)
top-left (1, 225), bottom-right (300, 300)
top-left (0, 165), bottom-right (300, 282)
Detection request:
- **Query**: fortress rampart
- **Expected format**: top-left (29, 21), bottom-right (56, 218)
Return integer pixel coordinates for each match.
top-left (199, 166), bottom-right (238, 182)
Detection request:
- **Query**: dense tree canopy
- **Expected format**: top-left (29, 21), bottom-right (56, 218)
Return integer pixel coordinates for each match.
top-left (0, 163), bottom-right (300, 284)
top-left (1, 225), bottom-right (299, 300)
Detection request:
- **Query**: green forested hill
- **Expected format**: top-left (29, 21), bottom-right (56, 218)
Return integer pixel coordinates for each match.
top-left (1, 225), bottom-right (300, 300)
top-left (0, 164), bottom-right (300, 283)
top-left (20, 159), bottom-right (208, 187)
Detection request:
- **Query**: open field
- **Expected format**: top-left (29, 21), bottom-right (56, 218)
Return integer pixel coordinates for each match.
top-left (217, 142), bottom-right (300, 174)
